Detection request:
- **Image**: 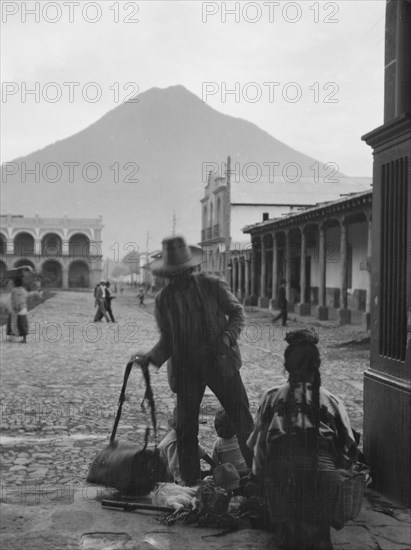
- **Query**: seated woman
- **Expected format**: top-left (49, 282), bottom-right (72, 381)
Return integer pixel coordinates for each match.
top-left (247, 329), bottom-right (359, 550)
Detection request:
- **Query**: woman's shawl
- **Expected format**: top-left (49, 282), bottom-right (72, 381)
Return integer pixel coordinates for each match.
top-left (247, 384), bottom-right (357, 478)
top-left (11, 287), bottom-right (27, 313)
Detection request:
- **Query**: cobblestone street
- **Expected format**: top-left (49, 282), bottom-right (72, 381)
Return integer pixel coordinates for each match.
top-left (0, 289), bottom-right (368, 492)
top-left (1, 290), bottom-right (409, 550)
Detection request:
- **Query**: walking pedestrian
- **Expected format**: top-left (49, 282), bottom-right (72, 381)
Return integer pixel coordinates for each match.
top-left (137, 287), bottom-right (145, 307)
top-left (131, 235), bottom-right (254, 486)
top-left (272, 278), bottom-right (288, 326)
top-left (6, 277), bottom-right (41, 343)
top-left (93, 280), bottom-right (110, 323)
top-left (104, 281), bottom-right (116, 322)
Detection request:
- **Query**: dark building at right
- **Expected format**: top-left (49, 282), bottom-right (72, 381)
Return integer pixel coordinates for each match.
top-left (362, 0), bottom-right (410, 505)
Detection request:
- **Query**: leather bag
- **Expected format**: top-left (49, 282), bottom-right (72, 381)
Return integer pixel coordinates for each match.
top-left (86, 361), bottom-right (167, 495)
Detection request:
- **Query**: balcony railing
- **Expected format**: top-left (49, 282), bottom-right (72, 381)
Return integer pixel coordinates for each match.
top-left (201, 225), bottom-right (222, 242)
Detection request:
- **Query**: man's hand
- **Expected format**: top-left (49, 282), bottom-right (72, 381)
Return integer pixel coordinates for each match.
top-left (221, 333), bottom-right (231, 347)
top-left (129, 353), bottom-right (150, 367)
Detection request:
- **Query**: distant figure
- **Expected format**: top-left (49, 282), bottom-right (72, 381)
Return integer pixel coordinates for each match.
top-left (104, 281), bottom-right (116, 322)
top-left (114, 283), bottom-right (118, 293)
top-left (6, 277), bottom-right (41, 343)
top-left (272, 279), bottom-right (288, 327)
top-left (94, 281), bottom-right (110, 323)
top-left (120, 285), bottom-right (124, 294)
top-left (138, 287), bottom-right (145, 307)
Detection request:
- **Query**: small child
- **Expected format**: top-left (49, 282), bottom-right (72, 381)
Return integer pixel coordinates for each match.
top-left (212, 408), bottom-right (248, 472)
top-left (158, 407), bottom-right (214, 484)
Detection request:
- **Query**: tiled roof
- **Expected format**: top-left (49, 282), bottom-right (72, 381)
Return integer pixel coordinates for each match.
top-left (230, 177), bottom-right (372, 205)
top-left (243, 189), bottom-right (372, 233)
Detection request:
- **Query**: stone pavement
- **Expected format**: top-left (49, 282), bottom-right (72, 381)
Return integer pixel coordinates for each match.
top-left (0, 289), bottom-right (410, 550)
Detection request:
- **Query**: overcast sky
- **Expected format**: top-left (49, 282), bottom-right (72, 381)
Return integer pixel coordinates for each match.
top-left (1, 0), bottom-right (385, 176)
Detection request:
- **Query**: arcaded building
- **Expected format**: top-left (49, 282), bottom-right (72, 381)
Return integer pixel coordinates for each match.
top-left (241, 190), bottom-right (372, 328)
top-left (0, 214), bottom-right (103, 289)
top-left (199, 156), bottom-right (372, 291)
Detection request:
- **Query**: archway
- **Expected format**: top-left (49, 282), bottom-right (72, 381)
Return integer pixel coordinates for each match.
top-left (69, 233), bottom-right (90, 259)
top-left (41, 260), bottom-right (63, 288)
top-left (14, 232), bottom-right (35, 257)
top-left (68, 260), bottom-right (90, 288)
top-left (14, 259), bottom-right (35, 270)
top-left (41, 233), bottom-right (63, 258)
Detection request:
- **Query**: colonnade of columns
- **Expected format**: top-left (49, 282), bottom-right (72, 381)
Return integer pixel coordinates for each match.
top-left (229, 214), bottom-right (372, 327)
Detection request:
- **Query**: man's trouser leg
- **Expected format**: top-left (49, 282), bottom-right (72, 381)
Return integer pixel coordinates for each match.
top-left (98, 301), bottom-right (110, 322)
top-left (207, 369), bottom-right (254, 468)
top-left (94, 306), bottom-right (103, 322)
top-left (282, 307), bottom-right (288, 326)
top-left (272, 311), bottom-right (283, 323)
top-left (106, 301), bottom-right (115, 322)
top-left (175, 368), bottom-right (206, 484)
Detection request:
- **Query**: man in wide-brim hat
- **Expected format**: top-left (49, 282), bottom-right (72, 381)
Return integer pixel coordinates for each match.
top-left (132, 235), bottom-right (253, 486)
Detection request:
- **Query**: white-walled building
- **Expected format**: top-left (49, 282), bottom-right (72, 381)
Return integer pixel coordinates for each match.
top-left (241, 189), bottom-right (372, 327)
top-left (0, 214), bottom-right (103, 289)
top-left (199, 157), bottom-right (372, 285)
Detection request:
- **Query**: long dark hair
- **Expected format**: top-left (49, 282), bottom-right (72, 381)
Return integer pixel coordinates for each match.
top-left (283, 330), bottom-right (322, 464)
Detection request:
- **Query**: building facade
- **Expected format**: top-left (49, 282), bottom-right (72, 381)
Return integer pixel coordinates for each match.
top-left (199, 157), bottom-right (372, 285)
top-left (0, 214), bottom-right (103, 289)
top-left (235, 190), bottom-right (372, 328)
top-left (361, 0), bottom-right (410, 505)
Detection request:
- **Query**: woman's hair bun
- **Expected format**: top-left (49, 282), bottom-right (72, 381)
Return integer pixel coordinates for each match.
top-left (284, 329), bottom-right (319, 345)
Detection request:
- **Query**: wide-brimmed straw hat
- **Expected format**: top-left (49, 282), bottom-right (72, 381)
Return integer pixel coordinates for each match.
top-left (151, 235), bottom-right (203, 277)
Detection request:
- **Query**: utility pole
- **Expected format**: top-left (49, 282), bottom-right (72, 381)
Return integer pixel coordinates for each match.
top-left (172, 211), bottom-right (177, 235)
top-left (225, 155), bottom-right (232, 281)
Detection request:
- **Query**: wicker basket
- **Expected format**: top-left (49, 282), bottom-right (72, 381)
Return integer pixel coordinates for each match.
top-left (331, 469), bottom-right (366, 529)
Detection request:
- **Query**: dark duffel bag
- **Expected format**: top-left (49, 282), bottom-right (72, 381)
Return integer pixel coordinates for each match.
top-left (86, 361), bottom-right (167, 495)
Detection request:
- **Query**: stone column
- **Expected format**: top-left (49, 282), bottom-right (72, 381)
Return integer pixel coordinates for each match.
top-left (317, 224), bottom-right (328, 320)
top-left (285, 231), bottom-right (291, 302)
top-left (62, 240), bottom-right (69, 257)
top-left (260, 237), bottom-right (266, 298)
top-left (259, 236), bottom-right (269, 308)
top-left (62, 267), bottom-right (69, 289)
top-left (339, 219), bottom-right (350, 325)
top-left (234, 260), bottom-right (239, 297)
top-left (34, 239), bottom-right (41, 255)
top-left (298, 227), bottom-right (310, 316)
top-left (228, 262), bottom-right (233, 292)
top-left (238, 257), bottom-right (243, 301)
top-left (6, 239), bottom-right (14, 254)
top-left (271, 232), bottom-right (278, 307)
top-left (244, 257), bottom-right (250, 300)
top-left (250, 243), bottom-right (256, 304)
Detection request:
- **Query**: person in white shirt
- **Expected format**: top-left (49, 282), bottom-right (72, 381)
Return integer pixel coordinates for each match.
top-left (158, 407), bottom-right (215, 484)
top-left (211, 408), bottom-right (248, 473)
